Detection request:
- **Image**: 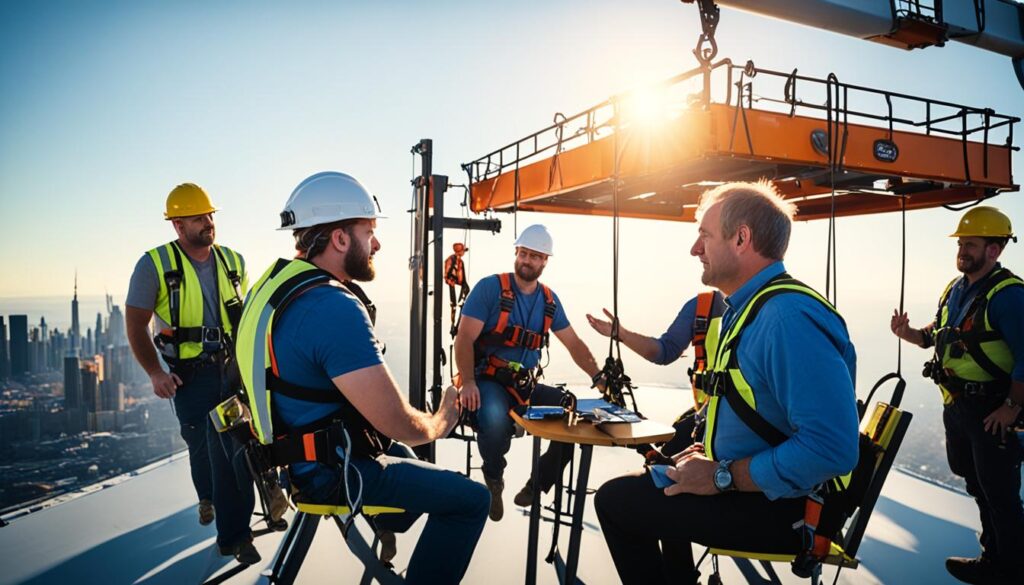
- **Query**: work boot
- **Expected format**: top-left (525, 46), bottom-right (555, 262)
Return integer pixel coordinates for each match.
top-left (198, 499), bottom-right (215, 526)
top-left (484, 475), bottom-right (504, 521)
top-left (513, 479), bottom-right (534, 507)
top-left (220, 540), bottom-right (262, 565)
top-left (377, 530), bottom-right (397, 564)
top-left (946, 556), bottom-right (1001, 584)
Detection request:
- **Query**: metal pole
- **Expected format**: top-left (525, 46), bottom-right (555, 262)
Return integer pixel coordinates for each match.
top-left (431, 174), bottom-right (448, 413)
top-left (407, 140), bottom-right (428, 422)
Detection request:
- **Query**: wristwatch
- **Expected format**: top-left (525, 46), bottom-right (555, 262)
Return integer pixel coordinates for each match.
top-left (1005, 397), bottom-right (1022, 409)
top-left (713, 459), bottom-right (736, 493)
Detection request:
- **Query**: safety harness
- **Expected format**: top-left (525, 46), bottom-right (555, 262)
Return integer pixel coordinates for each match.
top-left (701, 273), bottom-right (873, 576)
top-left (474, 272), bottom-right (557, 404)
top-left (234, 258), bottom-right (391, 466)
top-left (686, 290), bottom-right (724, 410)
top-left (925, 267), bottom-right (1022, 403)
top-left (148, 241), bottom-right (245, 362)
top-left (444, 254), bottom-right (466, 287)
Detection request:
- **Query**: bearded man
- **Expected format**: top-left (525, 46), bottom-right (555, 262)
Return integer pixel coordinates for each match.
top-left (454, 224), bottom-right (604, 522)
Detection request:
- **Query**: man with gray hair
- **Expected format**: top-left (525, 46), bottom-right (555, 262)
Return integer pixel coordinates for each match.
top-left (594, 181), bottom-right (860, 585)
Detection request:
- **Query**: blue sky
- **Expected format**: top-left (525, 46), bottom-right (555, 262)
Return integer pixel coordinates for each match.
top-left (1, 0), bottom-right (1021, 390)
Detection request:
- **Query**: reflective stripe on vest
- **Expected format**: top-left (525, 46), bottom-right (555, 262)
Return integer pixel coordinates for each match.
top-left (236, 258), bottom-right (332, 444)
top-left (933, 268), bottom-right (1022, 403)
top-left (703, 278), bottom-right (838, 463)
top-left (147, 242), bottom-right (246, 360)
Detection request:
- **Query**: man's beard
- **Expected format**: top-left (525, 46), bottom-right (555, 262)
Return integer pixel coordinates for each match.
top-left (957, 252), bottom-right (984, 275)
top-left (345, 237), bottom-right (375, 281)
top-left (514, 260), bottom-right (542, 282)
top-left (185, 226), bottom-right (215, 247)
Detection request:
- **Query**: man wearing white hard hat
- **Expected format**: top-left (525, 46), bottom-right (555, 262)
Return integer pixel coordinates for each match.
top-left (454, 224), bottom-right (604, 522)
top-left (235, 171), bottom-right (488, 584)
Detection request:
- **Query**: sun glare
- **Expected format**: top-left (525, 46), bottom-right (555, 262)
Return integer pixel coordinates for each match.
top-left (620, 86), bottom-right (671, 128)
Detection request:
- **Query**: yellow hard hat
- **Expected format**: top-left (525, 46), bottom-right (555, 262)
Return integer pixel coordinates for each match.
top-left (165, 183), bottom-right (218, 219)
top-left (949, 206), bottom-right (1014, 238)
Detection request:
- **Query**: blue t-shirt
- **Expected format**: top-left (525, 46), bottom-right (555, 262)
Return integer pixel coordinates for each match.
top-left (711, 262), bottom-right (860, 501)
top-left (654, 292), bottom-right (725, 365)
top-left (461, 274), bottom-right (570, 371)
top-left (941, 263), bottom-right (1024, 382)
top-left (270, 285), bottom-right (385, 431)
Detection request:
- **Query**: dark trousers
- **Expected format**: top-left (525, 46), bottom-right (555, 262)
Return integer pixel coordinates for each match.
top-left (944, 397), bottom-right (1024, 573)
top-left (172, 361), bottom-right (256, 548)
top-left (475, 382), bottom-right (569, 481)
top-left (595, 471), bottom-right (805, 585)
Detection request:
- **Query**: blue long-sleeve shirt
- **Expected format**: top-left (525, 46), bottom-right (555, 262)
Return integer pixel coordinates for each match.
top-left (653, 293), bottom-right (725, 365)
top-left (941, 263), bottom-right (1024, 382)
top-left (711, 262), bottom-right (860, 500)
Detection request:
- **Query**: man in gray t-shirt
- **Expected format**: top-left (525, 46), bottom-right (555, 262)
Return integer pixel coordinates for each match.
top-left (126, 251), bottom-right (226, 360)
top-left (125, 183), bottom-right (258, 565)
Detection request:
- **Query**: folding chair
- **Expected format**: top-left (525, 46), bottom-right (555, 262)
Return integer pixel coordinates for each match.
top-left (266, 499), bottom-right (406, 585)
top-left (701, 401), bottom-right (913, 585)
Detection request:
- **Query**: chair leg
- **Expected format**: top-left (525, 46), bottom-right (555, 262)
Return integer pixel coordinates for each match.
top-left (335, 516), bottom-right (404, 585)
top-left (269, 511), bottom-right (319, 585)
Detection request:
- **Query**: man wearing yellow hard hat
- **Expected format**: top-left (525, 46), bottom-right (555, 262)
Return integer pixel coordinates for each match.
top-left (891, 206), bottom-right (1024, 584)
top-left (124, 183), bottom-right (260, 564)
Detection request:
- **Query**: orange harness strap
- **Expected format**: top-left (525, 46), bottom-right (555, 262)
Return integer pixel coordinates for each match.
top-left (689, 291), bottom-right (716, 407)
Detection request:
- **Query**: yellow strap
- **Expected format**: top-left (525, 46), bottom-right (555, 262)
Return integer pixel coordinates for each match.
top-left (709, 541), bottom-right (853, 566)
top-left (294, 503), bottom-right (405, 516)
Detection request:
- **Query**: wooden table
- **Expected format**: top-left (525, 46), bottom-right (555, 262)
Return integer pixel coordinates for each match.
top-left (509, 409), bottom-right (675, 585)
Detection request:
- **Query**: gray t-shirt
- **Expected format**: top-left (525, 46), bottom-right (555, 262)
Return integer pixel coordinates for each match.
top-left (126, 249), bottom-right (223, 340)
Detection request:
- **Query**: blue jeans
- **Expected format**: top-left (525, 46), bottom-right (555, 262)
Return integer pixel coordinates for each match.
top-left (171, 361), bottom-right (256, 548)
top-left (944, 396), bottom-right (1024, 573)
top-left (475, 380), bottom-right (566, 481)
top-left (292, 443), bottom-right (489, 585)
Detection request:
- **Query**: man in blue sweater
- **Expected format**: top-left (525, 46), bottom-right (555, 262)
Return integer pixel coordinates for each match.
top-left (595, 181), bottom-right (860, 585)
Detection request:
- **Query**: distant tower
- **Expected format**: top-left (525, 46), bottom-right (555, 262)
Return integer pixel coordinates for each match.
top-left (39, 317), bottom-right (49, 371)
top-left (95, 312), bottom-right (103, 350)
top-left (0, 316), bottom-right (9, 380)
top-left (9, 315), bottom-right (28, 377)
top-left (70, 272), bottom-right (81, 357)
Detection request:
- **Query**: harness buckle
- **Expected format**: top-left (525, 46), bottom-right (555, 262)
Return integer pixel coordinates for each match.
top-left (164, 269), bottom-right (183, 289)
top-left (705, 372), bottom-right (723, 396)
top-left (693, 316), bottom-right (709, 331)
top-left (202, 327), bottom-right (223, 344)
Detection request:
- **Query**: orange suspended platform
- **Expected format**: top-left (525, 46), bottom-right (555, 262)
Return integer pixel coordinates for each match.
top-left (463, 62), bottom-right (1019, 222)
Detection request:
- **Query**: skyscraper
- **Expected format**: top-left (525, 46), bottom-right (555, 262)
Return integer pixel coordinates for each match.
top-left (70, 272), bottom-right (80, 357)
top-left (9, 315), bottom-right (28, 377)
top-left (39, 317), bottom-right (49, 371)
top-left (95, 312), bottom-right (103, 350)
top-left (64, 356), bottom-right (82, 408)
top-left (0, 316), bottom-right (9, 380)
top-left (107, 300), bottom-right (126, 348)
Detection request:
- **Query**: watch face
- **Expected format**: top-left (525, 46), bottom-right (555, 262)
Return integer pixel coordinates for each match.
top-left (714, 467), bottom-right (732, 490)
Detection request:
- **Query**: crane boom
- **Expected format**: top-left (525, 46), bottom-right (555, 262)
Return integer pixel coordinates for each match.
top-left (711, 0), bottom-right (1024, 87)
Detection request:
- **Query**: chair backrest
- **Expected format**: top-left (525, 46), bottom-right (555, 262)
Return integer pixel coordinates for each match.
top-left (840, 401), bottom-right (913, 559)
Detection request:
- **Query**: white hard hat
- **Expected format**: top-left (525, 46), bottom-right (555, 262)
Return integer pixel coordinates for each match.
top-left (278, 171), bottom-right (386, 231)
top-left (513, 224), bottom-right (554, 256)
